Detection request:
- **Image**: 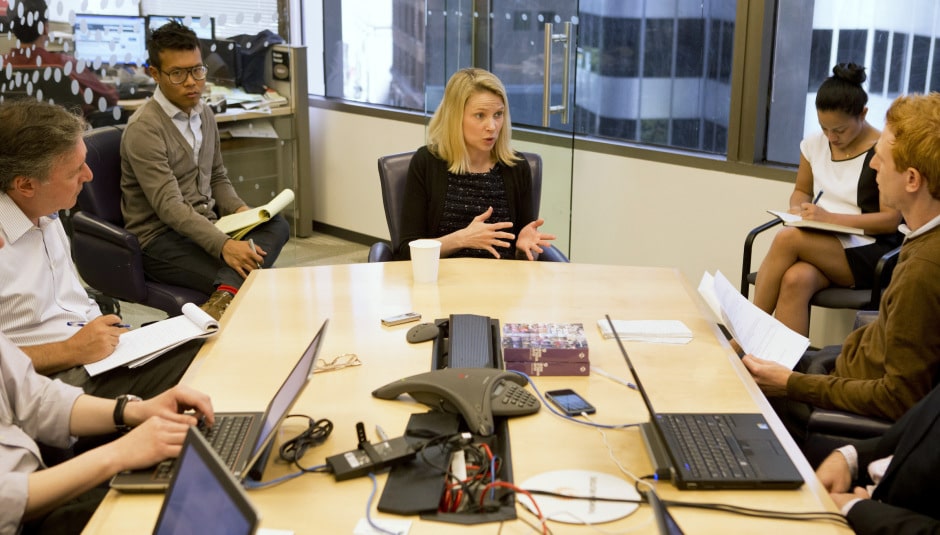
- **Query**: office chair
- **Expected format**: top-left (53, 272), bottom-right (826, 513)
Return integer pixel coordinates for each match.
top-left (801, 310), bottom-right (892, 467)
top-left (70, 126), bottom-right (208, 317)
top-left (368, 151), bottom-right (569, 263)
top-left (740, 218), bottom-right (900, 311)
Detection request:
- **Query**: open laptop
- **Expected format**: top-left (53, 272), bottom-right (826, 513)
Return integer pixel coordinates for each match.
top-left (153, 427), bottom-right (259, 535)
top-left (112, 319), bottom-right (329, 491)
top-left (605, 316), bottom-right (803, 490)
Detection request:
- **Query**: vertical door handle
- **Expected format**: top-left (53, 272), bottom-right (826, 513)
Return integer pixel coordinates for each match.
top-left (542, 22), bottom-right (573, 127)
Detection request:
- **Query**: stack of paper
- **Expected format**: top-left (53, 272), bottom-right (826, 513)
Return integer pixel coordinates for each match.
top-left (596, 319), bottom-right (693, 344)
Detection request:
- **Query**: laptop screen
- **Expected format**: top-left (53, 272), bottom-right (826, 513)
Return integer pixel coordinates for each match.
top-left (250, 320), bottom-right (328, 456)
top-left (72, 14), bottom-right (147, 65)
top-left (154, 429), bottom-right (258, 535)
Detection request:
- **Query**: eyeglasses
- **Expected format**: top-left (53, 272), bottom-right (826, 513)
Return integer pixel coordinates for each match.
top-left (159, 65), bottom-right (209, 84)
top-left (314, 353), bottom-right (362, 374)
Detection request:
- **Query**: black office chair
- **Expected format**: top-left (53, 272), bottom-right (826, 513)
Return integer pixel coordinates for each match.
top-left (801, 310), bottom-right (892, 467)
top-left (740, 219), bottom-right (900, 311)
top-left (70, 126), bottom-right (208, 317)
top-left (368, 151), bottom-right (569, 263)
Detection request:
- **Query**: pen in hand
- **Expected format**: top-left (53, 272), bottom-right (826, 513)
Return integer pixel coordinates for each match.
top-left (812, 190), bottom-right (824, 204)
top-left (248, 238), bottom-right (262, 269)
top-left (67, 321), bottom-right (131, 328)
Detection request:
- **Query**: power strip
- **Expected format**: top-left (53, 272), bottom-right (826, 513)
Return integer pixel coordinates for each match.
top-left (326, 424), bottom-right (420, 481)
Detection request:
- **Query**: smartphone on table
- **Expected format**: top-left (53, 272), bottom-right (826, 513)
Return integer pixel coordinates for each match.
top-left (544, 388), bottom-right (596, 416)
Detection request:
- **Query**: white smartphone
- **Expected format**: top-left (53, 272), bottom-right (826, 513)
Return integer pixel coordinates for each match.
top-left (381, 312), bottom-right (422, 327)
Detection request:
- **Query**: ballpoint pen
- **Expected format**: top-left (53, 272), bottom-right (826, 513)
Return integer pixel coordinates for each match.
top-left (66, 321), bottom-right (131, 328)
top-left (248, 238), bottom-right (262, 269)
top-left (593, 366), bottom-right (638, 390)
top-left (813, 190), bottom-right (824, 204)
top-left (375, 425), bottom-right (390, 442)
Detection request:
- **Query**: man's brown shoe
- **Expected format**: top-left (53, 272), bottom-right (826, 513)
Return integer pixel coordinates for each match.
top-left (199, 290), bottom-right (234, 321)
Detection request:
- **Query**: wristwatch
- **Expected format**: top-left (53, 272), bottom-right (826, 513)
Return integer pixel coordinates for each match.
top-left (113, 394), bottom-right (142, 432)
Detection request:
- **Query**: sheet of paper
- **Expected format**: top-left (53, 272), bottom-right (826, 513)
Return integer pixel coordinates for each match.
top-left (701, 271), bottom-right (809, 369)
top-left (596, 319), bottom-right (692, 344)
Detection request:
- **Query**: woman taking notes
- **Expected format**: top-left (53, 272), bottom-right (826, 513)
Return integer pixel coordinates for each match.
top-left (395, 68), bottom-right (556, 261)
top-left (753, 63), bottom-right (902, 336)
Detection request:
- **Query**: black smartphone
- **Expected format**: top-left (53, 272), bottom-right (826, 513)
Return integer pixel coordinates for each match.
top-left (544, 388), bottom-right (596, 416)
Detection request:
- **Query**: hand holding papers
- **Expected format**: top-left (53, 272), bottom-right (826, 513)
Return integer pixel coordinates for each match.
top-left (698, 271), bottom-right (809, 369)
top-left (84, 303), bottom-right (220, 376)
top-left (215, 189), bottom-right (294, 239)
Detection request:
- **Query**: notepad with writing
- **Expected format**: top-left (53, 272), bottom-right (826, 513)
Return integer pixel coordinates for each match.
top-left (767, 210), bottom-right (865, 235)
top-left (84, 303), bottom-right (220, 377)
top-left (215, 188), bottom-right (295, 240)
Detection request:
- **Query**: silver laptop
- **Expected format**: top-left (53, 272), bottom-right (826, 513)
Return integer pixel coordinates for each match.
top-left (153, 427), bottom-right (259, 535)
top-left (112, 319), bottom-right (329, 491)
top-left (605, 316), bottom-right (803, 490)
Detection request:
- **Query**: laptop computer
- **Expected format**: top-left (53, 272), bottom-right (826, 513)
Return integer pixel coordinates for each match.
top-left (112, 319), bottom-right (329, 492)
top-left (605, 316), bottom-right (803, 490)
top-left (153, 427), bottom-right (259, 535)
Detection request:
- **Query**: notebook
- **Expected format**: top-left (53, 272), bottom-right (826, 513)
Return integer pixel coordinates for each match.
top-left (604, 315), bottom-right (803, 490)
top-left (112, 319), bottom-right (329, 492)
top-left (152, 427), bottom-right (259, 535)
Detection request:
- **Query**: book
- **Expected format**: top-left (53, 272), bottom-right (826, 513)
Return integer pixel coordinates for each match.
top-left (697, 271), bottom-right (809, 369)
top-left (767, 210), bottom-right (865, 236)
top-left (84, 303), bottom-right (220, 377)
top-left (215, 188), bottom-right (295, 240)
top-left (596, 319), bottom-right (693, 344)
top-left (505, 360), bottom-right (590, 377)
top-left (501, 323), bottom-right (589, 363)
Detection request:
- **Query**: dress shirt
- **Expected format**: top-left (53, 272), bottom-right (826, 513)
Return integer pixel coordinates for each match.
top-left (836, 446), bottom-right (893, 515)
top-left (0, 333), bottom-right (83, 532)
top-left (153, 86), bottom-right (204, 165)
top-left (0, 193), bottom-right (100, 345)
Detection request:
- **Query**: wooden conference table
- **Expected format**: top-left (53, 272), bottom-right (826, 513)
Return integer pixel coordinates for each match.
top-left (84, 259), bottom-right (850, 534)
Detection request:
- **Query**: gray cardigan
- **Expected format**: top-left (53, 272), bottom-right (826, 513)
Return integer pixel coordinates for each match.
top-left (120, 99), bottom-right (245, 258)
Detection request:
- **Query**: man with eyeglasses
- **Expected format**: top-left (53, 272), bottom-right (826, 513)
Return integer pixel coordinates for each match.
top-left (120, 21), bottom-right (289, 320)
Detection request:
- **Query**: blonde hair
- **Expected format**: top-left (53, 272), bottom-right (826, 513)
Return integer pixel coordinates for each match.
top-left (885, 93), bottom-right (940, 200)
top-left (426, 68), bottom-right (519, 174)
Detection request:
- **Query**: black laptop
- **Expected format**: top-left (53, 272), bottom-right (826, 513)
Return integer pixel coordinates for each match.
top-left (153, 427), bottom-right (259, 535)
top-left (112, 319), bottom-right (329, 491)
top-left (605, 316), bottom-right (803, 490)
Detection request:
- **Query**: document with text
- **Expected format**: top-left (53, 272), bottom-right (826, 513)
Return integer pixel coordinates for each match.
top-left (698, 271), bottom-right (809, 369)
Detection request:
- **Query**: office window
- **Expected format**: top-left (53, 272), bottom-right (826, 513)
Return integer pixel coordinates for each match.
top-left (316, 1), bottom-right (735, 155)
top-left (870, 30), bottom-right (889, 94)
top-left (808, 29), bottom-right (833, 90)
top-left (837, 29), bottom-right (867, 65)
top-left (889, 32), bottom-right (909, 95)
top-left (910, 35), bottom-right (930, 93)
top-left (766, 0), bottom-right (940, 166)
top-left (932, 38), bottom-right (940, 92)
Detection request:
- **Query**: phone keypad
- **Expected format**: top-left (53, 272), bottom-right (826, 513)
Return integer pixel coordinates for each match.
top-left (493, 381), bottom-right (540, 416)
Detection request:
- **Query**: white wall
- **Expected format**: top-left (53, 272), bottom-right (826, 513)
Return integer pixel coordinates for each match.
top-left (308, 106), bottom-right (856, 347)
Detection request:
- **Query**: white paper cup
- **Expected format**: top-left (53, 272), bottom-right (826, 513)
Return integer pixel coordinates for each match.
top-left (409, 239), bottom-right (442, 283)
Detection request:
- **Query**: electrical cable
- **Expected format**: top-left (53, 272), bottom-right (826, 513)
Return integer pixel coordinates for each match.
top-left (278, 415), bottom-right (334, 472)
top-left (507, 370), bottom-right (641, 429)
top-left (366, 473), bottom-right (402, 535)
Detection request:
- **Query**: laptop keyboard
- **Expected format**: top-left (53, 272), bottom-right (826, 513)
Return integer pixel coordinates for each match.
top-left (153, 415), bottom-right (253, 481)
top-left (658, 414), bottom-right (758, 480)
